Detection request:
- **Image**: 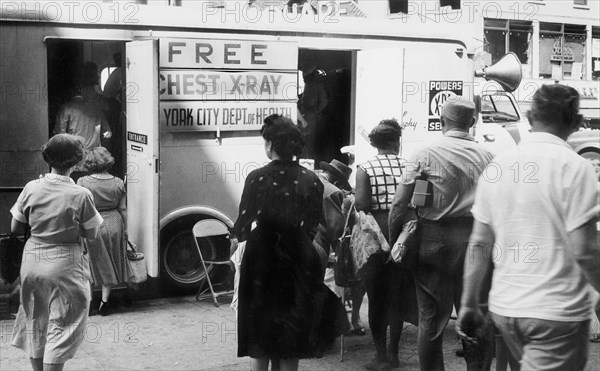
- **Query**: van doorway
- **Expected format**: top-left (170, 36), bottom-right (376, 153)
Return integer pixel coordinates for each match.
top-left (46, 39), bottom-right (126, 178)
top-left (298, 49), bottom-right (352, 168)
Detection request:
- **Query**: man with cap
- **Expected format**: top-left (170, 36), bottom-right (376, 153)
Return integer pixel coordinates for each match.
top-left (314, 159), bottom-right (353, 277)
top-left (389, 96), bottom-right (495, 371)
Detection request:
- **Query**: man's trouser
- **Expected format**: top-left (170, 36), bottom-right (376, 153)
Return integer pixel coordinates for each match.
top-left (491, 313), bottom-right (590, 371)
top-left (415, 217), bottom-right (493, 371)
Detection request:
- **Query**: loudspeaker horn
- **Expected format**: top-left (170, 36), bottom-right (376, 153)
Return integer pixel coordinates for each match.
top-left (474, 52), bottom-right (522, 93)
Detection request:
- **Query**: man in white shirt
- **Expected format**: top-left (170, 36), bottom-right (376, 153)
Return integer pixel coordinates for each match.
top-left (458, 84), bottom-right (600, 370)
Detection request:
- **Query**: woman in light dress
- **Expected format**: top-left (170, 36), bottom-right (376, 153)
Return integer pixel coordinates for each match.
top-left (10, 134), bottom-right (103, 371)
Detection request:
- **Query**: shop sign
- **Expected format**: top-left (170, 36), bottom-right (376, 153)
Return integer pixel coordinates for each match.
top-left (550, 40), bottom-right (574, 62)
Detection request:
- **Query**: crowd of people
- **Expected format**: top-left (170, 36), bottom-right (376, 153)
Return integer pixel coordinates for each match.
top-left (6, 82), bottom-right (600, 371)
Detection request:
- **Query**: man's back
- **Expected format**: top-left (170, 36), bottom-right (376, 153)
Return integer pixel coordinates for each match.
top-left (403, 131), bottom-right (494, 220)
top-left (55, 94), bottom-right (109, 151)
top-left (472, 132), bottom-right (600, 321)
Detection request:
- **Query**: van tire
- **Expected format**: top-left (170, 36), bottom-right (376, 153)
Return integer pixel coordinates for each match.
top-left (159, 214), bottom-right (227, 293)
top-left (579, 148), bottom-right (600, 162)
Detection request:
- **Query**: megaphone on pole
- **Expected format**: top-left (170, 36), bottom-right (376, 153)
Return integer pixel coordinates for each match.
top-left (475, 52), bottom-right (523, 93)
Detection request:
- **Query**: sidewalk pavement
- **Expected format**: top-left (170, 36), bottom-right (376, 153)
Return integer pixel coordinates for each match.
top-left (1, 294), bottom-right (599, 371)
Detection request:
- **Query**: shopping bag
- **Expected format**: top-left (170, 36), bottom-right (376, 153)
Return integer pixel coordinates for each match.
top-left (230, 240), bottom-right (246, 313)
top-left (126, 241), bottom-right (147, 285)
top-left (350, 211), bottom-right (389, 275)
top-left (0, 234), bottom-right (25, 284)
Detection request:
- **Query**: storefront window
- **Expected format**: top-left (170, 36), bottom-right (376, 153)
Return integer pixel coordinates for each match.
top-left (484, 19), bottom-right (532, 78)
top-left (539, 22), bottom-right (587, 80)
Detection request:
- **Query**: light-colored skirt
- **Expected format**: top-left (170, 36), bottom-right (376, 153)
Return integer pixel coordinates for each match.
top-left (11, 239), bottom-right (91, 364)
top-left (86, 209), bottom-right (128, 286)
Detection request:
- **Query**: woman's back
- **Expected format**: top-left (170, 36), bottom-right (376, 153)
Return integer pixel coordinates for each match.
top-left (77, 175), bottom-right (124, 210)
top-left (234, 160), bottom-right (323, 239)
top-left (15, 174), bottom-right (98, 243)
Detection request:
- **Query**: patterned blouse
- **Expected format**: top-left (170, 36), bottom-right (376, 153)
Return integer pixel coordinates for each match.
top-left (358, 154), bottom-right (405, 211)
top-left (233, 160), bottom-right (324, 241)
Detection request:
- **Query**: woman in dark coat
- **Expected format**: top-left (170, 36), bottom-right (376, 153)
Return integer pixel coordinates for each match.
top-left (234, 114), bottom-right (347, 371)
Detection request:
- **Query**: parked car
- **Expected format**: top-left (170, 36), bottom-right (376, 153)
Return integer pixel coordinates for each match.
top-left (478, 90), bottom-right (600, 161)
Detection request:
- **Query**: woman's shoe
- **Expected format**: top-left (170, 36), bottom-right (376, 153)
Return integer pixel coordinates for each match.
top-left (351, 317), bottom-right (366, 336)
top-left (88, 301), bottom-right (99, 316)
top-left (365, 358), bottom-right (391, 371)
top-left (98, 300), bottom-right (110, 316)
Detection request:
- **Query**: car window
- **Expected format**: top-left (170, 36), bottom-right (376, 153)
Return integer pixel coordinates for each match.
top-left (481, 94), bottom-right (519, 123)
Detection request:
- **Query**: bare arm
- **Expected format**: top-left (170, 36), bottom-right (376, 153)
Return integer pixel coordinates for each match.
top-left (11, 218), bottom-right (27, 236)
top-left (388, 182), bottom-right (415, 244)
top-left (117, 194), bottom-right (127, 231)
top-left (567, 219), bottom-right (600, 293)
top-left (461, 220), bottom-right (495, 310)
top-left (354, 168), bottom-right (371, 213)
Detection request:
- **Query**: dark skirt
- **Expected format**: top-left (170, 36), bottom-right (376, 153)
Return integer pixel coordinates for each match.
top-left (237, 223), bottom-right (349, 359)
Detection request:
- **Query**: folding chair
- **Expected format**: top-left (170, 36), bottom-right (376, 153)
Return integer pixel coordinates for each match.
top-left (192, 219), bottom-right (234, 307)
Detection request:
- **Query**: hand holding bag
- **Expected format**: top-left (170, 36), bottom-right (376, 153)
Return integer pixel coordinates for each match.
top-left (391, 208), bottom-right (420, 266)
top-left (351, 211), bottom-right (390, 275)
top-left (126, 241), bottom-right (147, 285)
top-left (0, 234), bottom-right (25, 284)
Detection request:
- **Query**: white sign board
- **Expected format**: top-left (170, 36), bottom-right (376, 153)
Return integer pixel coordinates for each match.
top-left (160, 101), bottom-right (297, 131)
top-left (159, 70), bottom-right (298, 101)
top-left (160, 38), bottom-right (298, 70)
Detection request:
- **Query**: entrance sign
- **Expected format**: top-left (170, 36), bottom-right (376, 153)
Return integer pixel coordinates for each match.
top-left (160, 38), bottom-right (298, 70)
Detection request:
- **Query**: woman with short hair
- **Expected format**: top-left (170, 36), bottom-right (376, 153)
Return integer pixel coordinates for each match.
top-left (234, 114), bottom-right (347, 371)
top-left (10, 134), bottom-right (103, 371)
top-left (77, 146), bottom-right (128, 316)
top-left (355, 119), bottom-right (418, 370)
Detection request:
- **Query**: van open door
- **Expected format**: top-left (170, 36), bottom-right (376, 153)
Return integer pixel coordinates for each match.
top-left (126, 40), bottom-right (159, 277)
top-left (354, 48), bottom-right (405, 161)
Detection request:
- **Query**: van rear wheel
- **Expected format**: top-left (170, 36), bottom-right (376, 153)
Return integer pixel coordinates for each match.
top-left (162, 230), bottom-right (216, 288)
top-left (159, 214), bottom-right (223, 293)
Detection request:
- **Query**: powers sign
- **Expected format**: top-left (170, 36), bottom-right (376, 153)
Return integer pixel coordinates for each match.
top-left (427, 80), bottom-right (463, 131)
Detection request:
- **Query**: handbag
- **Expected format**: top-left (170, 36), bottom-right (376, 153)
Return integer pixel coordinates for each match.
top-left (0, 233), bottom-right (26, 284)
top-left (350, 211), bottom-right (390, 275)
top-left (126, 241), bottom-right (147, 285)
top-left (390, 208), bottom-right (420, 266)
top-left (334, 199), bottom-right (359, 287)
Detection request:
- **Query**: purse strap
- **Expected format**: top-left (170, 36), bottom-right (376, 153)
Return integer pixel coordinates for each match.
top-left (340, 197), bottom-right (356, 240)
top-left (127, 240), bottom-right (137, 252)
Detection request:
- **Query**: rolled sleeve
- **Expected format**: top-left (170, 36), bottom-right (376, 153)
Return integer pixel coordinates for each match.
top-left (401, 150), bottom-right (425, 185)
top-left (565, 164), bottom-right (600, 232)
top-left (10, 188), bottom-right (28, 223)
top-left (80, 192), bottom-right (103, 231)
top-left (471, 173), bottom-right (492, 225)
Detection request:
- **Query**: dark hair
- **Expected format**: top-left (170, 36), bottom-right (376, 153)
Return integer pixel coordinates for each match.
top-left (528, 84), bottom-right (581, 130)
top-left (368, 119), bottom-right (402, 149)
top-left (81, 62), bottom-right (99, 87)
top-left (83, 146), bottom-right (115, 173)
top-left (42, 134), bottom-right (85, 170)
top-left (260, 114), bottom-right (305, 160)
